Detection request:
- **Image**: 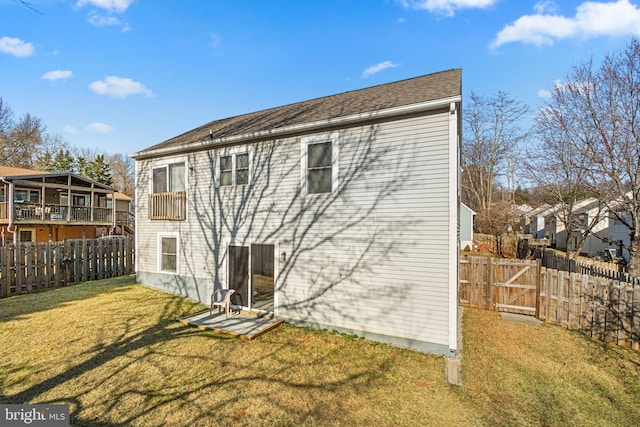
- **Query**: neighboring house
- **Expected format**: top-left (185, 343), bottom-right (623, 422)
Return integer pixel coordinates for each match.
top-left (0, 166), bottom-right (131, 243)
top-left (514, 204), bottom-right (533, 234)
top-left (460, 203), bottom-right (475, 250)
top-left (131, 69), bottom-right (462, 356)
top-left (566, 198), bottom-right (607, 256)
top-left (604, 208), bottom-right (632, 262)
top-left (571, 196), bottom-right (632, 262)
top-left (96, 192), bottom-right (135, 237)
top-left (524, 204), bottom-right (552, 239)
top-left (543, 199), bottom-right (594, 249)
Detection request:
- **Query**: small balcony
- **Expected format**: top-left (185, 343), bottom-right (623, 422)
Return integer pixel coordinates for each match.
top-left (148, 192), bottom-right (186, 220)
top-left (3, 202), bottom-right (115, 224)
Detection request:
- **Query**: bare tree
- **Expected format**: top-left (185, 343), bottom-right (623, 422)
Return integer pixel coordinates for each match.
top-left (536, 37), bottom-right (640, 274)
top-left (462, 91), bottom-right (530, 234)
top-left (0, 98), bottom-right (13, 136)
top-left (526, 113), bottom-right (602, 259)
top-left (0, 111), bottom-right (46, 168)
top-left (12, 0), bottom-right (43, 14)
top-left (107, 153), bottom-right (135, 196)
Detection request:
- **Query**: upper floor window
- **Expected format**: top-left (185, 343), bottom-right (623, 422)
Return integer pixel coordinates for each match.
top-left (301, 132), bottom-right (339, 195)
top-left (308, 142), bottom-right (332, 194)
top-left (15, 188), bottom-right (40, 203)
top-left (153, 162), bottom-right (185, 193)
top-left (217, 151), bottom-right (250, 187)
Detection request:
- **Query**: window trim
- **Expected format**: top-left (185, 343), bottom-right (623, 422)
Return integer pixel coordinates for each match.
top-left (14, 188), bottom-right (40, 203)
top-left (150, 158), bottom-right (187, 195)
top-left (215, 146), bottom-right (253, 188)
top-left (300, 132), bottom-right (339, 196)
top-left (157, 232), bottom-right (179, 274)
top-left (18, 228), bottom-right (35, 243)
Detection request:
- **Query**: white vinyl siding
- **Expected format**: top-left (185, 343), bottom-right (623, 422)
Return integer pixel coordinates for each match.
top-left (135, 109), bottom-right (456, 354)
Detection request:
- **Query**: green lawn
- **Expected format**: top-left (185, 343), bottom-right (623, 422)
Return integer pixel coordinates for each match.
top-left (0, 276), bottom-right (638, 426)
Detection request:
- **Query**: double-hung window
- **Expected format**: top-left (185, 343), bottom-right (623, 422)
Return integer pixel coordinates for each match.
top-left (153, 163), bottom-right (185, 193)
top-left (217, 151), bottom-right (250, 187)
top-left (301, 132), bottom-right (339, 195)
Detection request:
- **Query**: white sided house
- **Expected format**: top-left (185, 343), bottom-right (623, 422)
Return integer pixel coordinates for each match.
top-left (131, 69), bottom-right (462, 356)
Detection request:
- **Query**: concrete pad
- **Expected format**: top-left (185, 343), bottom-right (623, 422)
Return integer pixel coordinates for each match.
top-left (445, 357), bottom-right (462, 386)
top-left (178, 310), bottom-right (284, 340)
top-left (499, 312), bottom-right (541, 327)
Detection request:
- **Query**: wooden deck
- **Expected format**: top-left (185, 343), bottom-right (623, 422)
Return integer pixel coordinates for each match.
top-left (178, 309), bottom-right (284, 340)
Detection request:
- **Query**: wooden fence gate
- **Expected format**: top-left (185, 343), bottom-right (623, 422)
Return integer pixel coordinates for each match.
top-left (459, 256), bottom-right (541, 316)
top-left (459, 255), bottom-right (640, 350)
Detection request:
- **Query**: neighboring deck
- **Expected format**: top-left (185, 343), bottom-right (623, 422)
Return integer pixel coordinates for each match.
top-left (178, 310), bottom-right (284, 340)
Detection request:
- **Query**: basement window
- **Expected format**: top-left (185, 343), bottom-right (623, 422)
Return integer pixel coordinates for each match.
top-left (158, 234), bottom-right (178, 273)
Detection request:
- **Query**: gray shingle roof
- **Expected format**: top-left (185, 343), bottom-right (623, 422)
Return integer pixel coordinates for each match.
top-left (135, 68), bottom-right (461, 157)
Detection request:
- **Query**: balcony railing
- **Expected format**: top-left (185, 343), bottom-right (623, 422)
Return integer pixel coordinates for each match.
top-left (116, 211), bottom-right (135, 229)
top-left (149, 192), bottom-right (186, 220)
top-left (1, 202), bottom-right (114, 223)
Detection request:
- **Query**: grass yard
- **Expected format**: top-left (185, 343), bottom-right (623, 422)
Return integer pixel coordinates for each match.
top-left (0, 276), bottom-right (639, 426)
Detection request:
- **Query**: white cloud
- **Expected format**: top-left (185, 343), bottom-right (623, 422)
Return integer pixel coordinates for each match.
top-left (538, 89), bottom-right (552, 98)
top-left (42, 70), bottom-right (73, 81)
top-left (0, 36), bottom-right (35, 57)
top-left (86, 11), bottom-right (130, 31)
top-left (76, 0), bottom-right (133, 13)
top-left (89, 76), bottom-right (153, 98)
top-left (86, 122), bottom-right (114, 133)
top-left (362, 61), bottom-right (400, 78)
top-left (63, 125), bottom-right (78, 135)
top-left (88, 12), bottom-right (122, 27)
top-left (534, 1), bottom-right (558, 14)
top-left (397, 0), bottom-right (498, 17)
top-left (492, 0), bottom-right (640, 48)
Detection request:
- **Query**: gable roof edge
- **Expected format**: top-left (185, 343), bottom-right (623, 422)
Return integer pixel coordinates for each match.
top-left (131, 95), bottom-right (461, 160)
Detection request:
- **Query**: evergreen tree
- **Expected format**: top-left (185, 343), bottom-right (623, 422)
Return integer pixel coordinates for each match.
top-left (78, 154), bottom-right (113, 186)
top-left (51, 149), bottom-right (76, 173)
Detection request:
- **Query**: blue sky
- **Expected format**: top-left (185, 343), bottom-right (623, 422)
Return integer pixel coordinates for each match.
top-left (1, 0), bottom-right (640, 155)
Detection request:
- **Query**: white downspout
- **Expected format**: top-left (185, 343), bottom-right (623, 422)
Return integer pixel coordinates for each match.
top-left (1, 178), bottom-right (15, 243)
top-left (111, 191), bottom-right (117, 235)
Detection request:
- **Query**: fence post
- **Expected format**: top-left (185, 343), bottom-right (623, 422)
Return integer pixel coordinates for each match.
top-left (487, 257), bottom-right (494, 310)
top-left (535, 259), bottom-right (542, 319)
top-left (0, 245), bottom-right (6, 298)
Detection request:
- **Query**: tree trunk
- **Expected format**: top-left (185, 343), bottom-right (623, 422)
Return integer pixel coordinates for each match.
top-left (627, 237), bottom-right (640, 277)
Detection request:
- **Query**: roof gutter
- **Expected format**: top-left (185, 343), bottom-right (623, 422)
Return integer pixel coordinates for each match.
top-left (130, 95), bottom-right (462, 160)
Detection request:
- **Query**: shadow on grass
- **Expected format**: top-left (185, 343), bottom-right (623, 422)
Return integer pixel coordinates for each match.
top-left (1, 280), bottom-right (401, 426)
top-left (456, 309), bottom-right (640, 426)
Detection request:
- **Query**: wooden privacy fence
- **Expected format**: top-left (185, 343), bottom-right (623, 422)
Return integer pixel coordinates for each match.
top-left (0, 236), bottom-right (134, 298)
top-left (460, 255), bottom-right (640, 350)
top-left (459, 257), bottom-right (541, 316)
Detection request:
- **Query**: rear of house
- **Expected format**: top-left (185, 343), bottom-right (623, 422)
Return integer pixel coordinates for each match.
top-left (131, 69), bottom-right (462, 356)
